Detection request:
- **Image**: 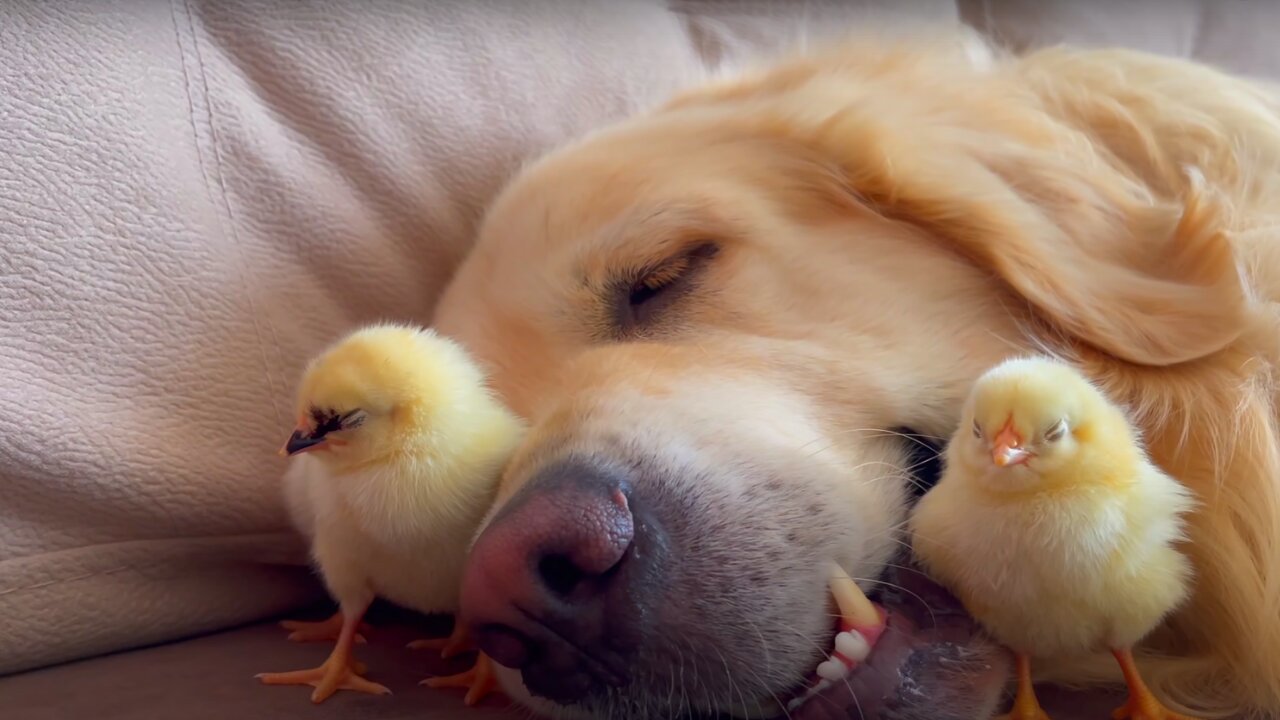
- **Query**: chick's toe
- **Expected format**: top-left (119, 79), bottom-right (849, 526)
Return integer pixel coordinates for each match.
top-left (256, 656), bottom-right (390, 704)
top-left (423, 652), bottom-right (502, 707)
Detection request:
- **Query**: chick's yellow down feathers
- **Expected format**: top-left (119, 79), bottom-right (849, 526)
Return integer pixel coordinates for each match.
top-left (910, 357), bottom-right (1198, 720)
top-left (257, 323), bottom-right (525, 705)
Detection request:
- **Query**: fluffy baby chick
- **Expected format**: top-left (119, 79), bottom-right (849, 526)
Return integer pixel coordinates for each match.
top-left (257, 323), bottom-right (525, 705)
top-left (910, 356), bottom-right (1198, 720)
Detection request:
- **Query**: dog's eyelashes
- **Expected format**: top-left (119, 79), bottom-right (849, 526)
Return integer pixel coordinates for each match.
top-left (624, 274), bottom-right (680, 328)
top-left (614, 242), bottom-right (719, 334)
top-left (629, 272), bottom-right (676, 310)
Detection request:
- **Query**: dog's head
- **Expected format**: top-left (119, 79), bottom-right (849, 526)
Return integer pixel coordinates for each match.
top-left (433, 40), bottom-right (1245, 719)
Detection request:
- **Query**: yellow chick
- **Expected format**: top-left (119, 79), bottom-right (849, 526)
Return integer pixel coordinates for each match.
top-left (909, 356), bottom-right (1198, 720)
top-left (256, 322), bottom-right (525, 705)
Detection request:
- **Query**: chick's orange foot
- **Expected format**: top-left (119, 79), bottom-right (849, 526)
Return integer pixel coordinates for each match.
top-left (423, 652), bottom-right (501, 707)
top-left (279, 612), bottom-right (369, 644)
top-left (996, 654), bottom-right (1053, 720)
top-left (256, 655), bottom-right (390, 704)
top-left (408, 621), bottom-right (471, 659)
top-left (1110, 649), bottom-right (1200, 720)
top-left (1111, 700), bottom-right (1197, 720)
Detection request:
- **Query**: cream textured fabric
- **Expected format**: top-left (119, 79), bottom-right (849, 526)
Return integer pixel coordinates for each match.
top-left (0, 0), bottom-right (956, 675)
top-left (4, 0), bottom-right (1280, 678)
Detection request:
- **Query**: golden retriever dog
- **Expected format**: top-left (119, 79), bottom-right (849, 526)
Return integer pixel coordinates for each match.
top-left (432, 31), bottom-right (1280, 720)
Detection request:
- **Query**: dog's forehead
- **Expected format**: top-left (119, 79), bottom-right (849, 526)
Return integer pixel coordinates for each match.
top-left (486, 171), bottom-right (685, 257)
top-left (479, 116), bottom-right (764, 257)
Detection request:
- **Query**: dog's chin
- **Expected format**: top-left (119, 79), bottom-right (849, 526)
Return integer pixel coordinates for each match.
top-left (492, 667), bottom-right (595, 720)
top-left (497, 560), bottom-right (1009, 720)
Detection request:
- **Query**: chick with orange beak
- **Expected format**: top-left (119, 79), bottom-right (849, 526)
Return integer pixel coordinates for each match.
top-left (910, 356), bottom-right (1201, 720)
top-left (989, 417), bottom-right (1033, 468)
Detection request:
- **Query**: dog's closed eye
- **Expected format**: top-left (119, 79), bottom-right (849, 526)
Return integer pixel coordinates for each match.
top-left (613, 242), bottom-right (719, 335)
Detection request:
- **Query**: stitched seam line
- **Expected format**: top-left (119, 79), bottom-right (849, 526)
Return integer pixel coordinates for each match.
top-left (170, 0), bottom-right (286, 427)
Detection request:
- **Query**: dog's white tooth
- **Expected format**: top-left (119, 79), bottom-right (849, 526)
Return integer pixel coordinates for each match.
top-left (816, 658), bottom-right (848, 682)
top-left (835, 630), bottom-right (871, 662)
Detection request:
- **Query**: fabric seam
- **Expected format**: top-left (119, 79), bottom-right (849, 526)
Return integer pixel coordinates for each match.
top-left (169, 0), bottom-right (287, 427)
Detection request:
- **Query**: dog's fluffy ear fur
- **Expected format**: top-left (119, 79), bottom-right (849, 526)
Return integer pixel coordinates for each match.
top-left (690, 38), bottom-right (1251, 368)
top-left (804, 103), bottom-right (1246, 368)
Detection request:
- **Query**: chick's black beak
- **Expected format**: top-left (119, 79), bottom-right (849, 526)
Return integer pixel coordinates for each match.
top-left (282, 429), bottom-right (326, 456)
top-left (280, 408), bottom-right (363, 457)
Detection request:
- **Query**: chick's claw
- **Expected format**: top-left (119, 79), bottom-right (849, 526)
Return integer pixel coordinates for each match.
top-left (256, 657), bottom-right (390, 704)
top-left (423, 653), bottom-right (501, 707)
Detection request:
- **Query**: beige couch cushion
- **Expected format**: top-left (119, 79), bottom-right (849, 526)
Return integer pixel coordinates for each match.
top-left (0, 0), bottom-right (957, 675)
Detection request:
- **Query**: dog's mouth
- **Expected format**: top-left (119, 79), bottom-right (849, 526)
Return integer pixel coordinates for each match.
top-left (782, 559), bottom-right (1010, 720)
top-left (781, 431), bottom-right (1011, 720)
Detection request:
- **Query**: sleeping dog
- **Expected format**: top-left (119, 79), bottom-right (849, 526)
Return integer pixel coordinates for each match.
top-left (433, 33), bottom-right (1280, 720)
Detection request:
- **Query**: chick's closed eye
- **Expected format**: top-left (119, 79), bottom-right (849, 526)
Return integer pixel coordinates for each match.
top-left (1043, 419), bottom-right (1067, 442)
top-left (310, 408), bottom-right (366, 436)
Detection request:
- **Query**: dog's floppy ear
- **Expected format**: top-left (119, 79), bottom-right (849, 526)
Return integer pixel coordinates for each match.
top-left (793, 112), bottom-right (1249, 367)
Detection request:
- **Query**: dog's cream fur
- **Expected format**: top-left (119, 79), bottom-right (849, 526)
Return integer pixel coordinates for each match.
top-left (436, 34), bottom-right (1280, 718)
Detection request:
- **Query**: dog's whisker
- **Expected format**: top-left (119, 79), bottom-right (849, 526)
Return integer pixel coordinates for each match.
top-left (795, 426), bottom-right (946, 458)
top-left (798, 443), bottom-right (943, 491)
top-left (744, 614), bottom-right (795, 720)
top-left (852, 575), bottom-right (941, 628)
top-left (708, 641), bottom-right (750, 720)
top-left (793, 425), bottom-right (947, 458)
top-left (769, 617), bottom-right (849, 668)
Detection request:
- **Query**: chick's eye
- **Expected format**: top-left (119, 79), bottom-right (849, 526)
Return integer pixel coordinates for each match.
top-left (972, 420), bottom-right (982, 439)
top-left (1044, 420), bottom-right (1067, 442)
top-left (308, 408), bottom-right (366, 437)
top-left (339, 409), bottom-right (367, 430)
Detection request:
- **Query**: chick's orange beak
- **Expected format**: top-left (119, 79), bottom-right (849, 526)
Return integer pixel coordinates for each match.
top-left (991, 420), bottom-right (1030, 468)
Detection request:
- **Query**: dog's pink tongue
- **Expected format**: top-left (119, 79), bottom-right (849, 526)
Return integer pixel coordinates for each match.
top-left (791, 563), bottom-right (1012, 720)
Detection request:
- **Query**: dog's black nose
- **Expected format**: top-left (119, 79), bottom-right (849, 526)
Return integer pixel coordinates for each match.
top-left (460, 458), bottom-right (656, 704)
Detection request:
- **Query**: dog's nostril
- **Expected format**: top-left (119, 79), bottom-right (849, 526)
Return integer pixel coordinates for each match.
top-left (461, 458), bottom-right (649, 703)
top-left (538, 553), bottom-right (584, 596)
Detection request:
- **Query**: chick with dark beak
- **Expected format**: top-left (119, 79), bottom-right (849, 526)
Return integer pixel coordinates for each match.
top-left (991, 419), bottom-right (1031, 468)
top-left (279, 409), bottom-right (360, 457)
top-left (282, 427), bottom-right (327, 456)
